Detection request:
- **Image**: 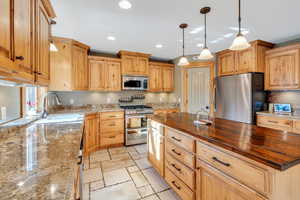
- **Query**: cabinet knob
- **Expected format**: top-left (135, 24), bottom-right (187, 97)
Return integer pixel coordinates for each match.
top-left (16, 56), bottom-right (24, 61)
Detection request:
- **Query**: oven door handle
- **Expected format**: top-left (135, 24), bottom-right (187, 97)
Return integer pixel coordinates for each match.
top-left (126, 115), bottom-right (146, 119)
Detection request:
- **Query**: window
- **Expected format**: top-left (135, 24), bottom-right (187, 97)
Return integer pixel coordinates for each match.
top-left (0, 85), bottom-right (21, 124)
top-left (24, 87), bottom-right (47, 116)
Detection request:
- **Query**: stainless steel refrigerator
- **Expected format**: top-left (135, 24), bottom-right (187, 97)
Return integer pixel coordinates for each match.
top-left (215, 73), bottom-right (266, 124)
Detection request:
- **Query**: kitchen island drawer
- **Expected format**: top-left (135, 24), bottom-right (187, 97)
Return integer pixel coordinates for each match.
top-left (100, 119), bottom-right (124, 132)
top-left (100, 132), bottom-right (124, 147)
top-left (166, 140), bottom-right (195, 169)
top-left (166, 128), bottom-right (195, 153)
top-left (100, 112), bottom-right (124, 121)
top-left (165, 152), bottom-right (195, 190)
top-left (165, 168), bottom-right (195, 200)
top-left (196, 141), bottom-right (271, 196)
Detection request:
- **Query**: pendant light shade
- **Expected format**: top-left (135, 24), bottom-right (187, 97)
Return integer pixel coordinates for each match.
top-left (199, 7), bottom-right (213, 60)
top-left (230, 0), bottom-right (250, 51)
top-left (178, 23), bottom-right (189, 66)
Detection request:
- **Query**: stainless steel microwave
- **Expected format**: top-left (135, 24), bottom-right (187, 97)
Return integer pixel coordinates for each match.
top-left (122, 76), bottom-right (148, 91)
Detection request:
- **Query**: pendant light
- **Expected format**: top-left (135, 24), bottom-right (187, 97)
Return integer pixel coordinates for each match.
top-left (178, 23), bottom-right (190, 66)
top-left (229, 0), bottom-right (250, 51)
top-left (199, 7), bottom-right (213, 60)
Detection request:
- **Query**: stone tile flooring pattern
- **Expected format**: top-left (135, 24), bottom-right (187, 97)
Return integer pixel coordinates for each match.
top-left (82, 144), bottom-right (181, 200)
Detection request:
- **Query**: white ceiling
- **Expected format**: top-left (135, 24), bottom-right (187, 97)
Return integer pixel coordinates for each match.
top-left (51, 0), bottom-right (300, 60)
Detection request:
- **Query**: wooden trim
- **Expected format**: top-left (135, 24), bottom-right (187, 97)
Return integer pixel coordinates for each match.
top-left (118, 50), bottom-right (151, 58)
top-left (41, 0), bottom-right (56, 18)
top-left (51, 36), bottom-right (90, 50)
top-left (266, 42), bottom-right (300, 55)
top-left (88, 55), bottom-right (121, 63)
top-left (182, 61), bottom-right (215, 116)
top-left (149, 61), bottom-right (175, 68)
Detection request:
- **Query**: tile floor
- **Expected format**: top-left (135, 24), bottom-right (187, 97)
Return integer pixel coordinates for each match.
top-left (82, 144), bottom-right (181, 200)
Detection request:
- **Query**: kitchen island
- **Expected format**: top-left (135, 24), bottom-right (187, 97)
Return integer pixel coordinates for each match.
top-left (148, 112), bottom-right (300, 200)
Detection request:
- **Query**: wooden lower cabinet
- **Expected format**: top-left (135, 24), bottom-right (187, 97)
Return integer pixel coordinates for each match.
top-left (148, 121), bottom-right (164, 176)
top-left (84, 113), bottom-right (100, 156)
top-left (154, 108), bottom-right (180, 115)
top-left (196, 159), bottom-right (267, 200)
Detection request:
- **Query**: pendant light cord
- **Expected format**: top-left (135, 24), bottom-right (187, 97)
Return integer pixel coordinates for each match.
top-left (238, 0), bottom-right (241, 35)
top-left (204, 13), bottom-right (207, 48)
top-left (182, 28), bottom-right (185, 56)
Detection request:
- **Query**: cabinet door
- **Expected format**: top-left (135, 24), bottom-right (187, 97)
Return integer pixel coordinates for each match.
top-left (136, 57), bottom-right (149, 75)
top-left (84, 115), bottom-right (100, 156)
top-left (149, 65), bottom-right (162, 92)
top-left (218, 51), bottom-right (236, 76)
top-left (162, 67), bottom-right (174, 92)
top-left (0, 0), bottom-right (12, 61)
top-left (14, 0), bottom-right (34, 76)
top-left (236, 47), bottom-right (255, 73)
top-left (265, 49), bottom-right (300, 90)
top-left (35, 1), bottom-right (50, 85)
top-left (196, 161), bottom-right (266, 200)
top-left (148, 123), bottom-right (164, 176)
top-left (72, 45), bottom-right (88, 90)
top-left (293, 120), bottom-right (300, 135)
top-left (107, 61), bottom-right (121, 91)
top-left (122, 55), bottom-right (136, 75)
top-left (89, 59), bottom-right (106, 91)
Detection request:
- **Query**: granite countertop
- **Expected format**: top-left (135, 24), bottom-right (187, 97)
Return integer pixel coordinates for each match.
top-left (147, 103), bottom-right (180, 110)
top-left (257, 111), bottom-right (300, 120)
top-left (150, 113), bottom-right (300, 171)
top-left (0, 117), bottom-right (83, 200)
top-left (49, 104), bottom-right (124, 115)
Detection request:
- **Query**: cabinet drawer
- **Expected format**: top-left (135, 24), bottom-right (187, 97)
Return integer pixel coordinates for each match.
top-left (196, 141), bottom-right (271, 195)
top-left (165, 152), bottom-right (195, 190)
top-left (100, 132), bottom-right (124, 147)
top-left (100, 119), bottom-right (124, 132)
top-left (166, 128), bottom-right (195, 153)
top-left (100, 112), bottom-right (124, 121)
top-left (165, 168), bottom-right (194, 200)
top-left (257, 115), bottom-right (293, 132)
top-left (166, 140), bottom-right (195, 169)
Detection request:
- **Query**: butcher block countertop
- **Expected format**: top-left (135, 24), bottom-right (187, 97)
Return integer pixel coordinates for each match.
top-left (150, 112), bottom-right (300, 171)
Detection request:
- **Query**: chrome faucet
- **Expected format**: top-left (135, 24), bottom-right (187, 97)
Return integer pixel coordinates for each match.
top-left (196, 107), bottom-right (209, 121)
top-left (42, 93), bottom-right (62, 118)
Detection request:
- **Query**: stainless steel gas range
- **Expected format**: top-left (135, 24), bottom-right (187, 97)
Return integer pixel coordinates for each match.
top-left (120, 105), bottom-right (153, 146)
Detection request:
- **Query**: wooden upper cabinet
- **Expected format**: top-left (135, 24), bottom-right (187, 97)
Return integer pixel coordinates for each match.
top-left (265, 43), bottom-right (300, 90)
top-left (49, 37), bottom-right (90, 91)
top-left (217, 40), bottom-right (274, 76)
top-left (149, 62), bottom-right (174, 92)
top-left (0, 0), bottom-right (12, 63)
top-left (218, 51), bottom-right (236, 76)
top-left (162, 67), bottom-right (174, 92)
top-left (35, 0), bottom-right (51, 86)
top-left (88, 56), bottom-right (121, 91)
top-left (13, 0), bottom-right (34, 81)
top-left (72, 45), bottom-right (89, 90)
top-left (119, 51), bottom-right (151, 76)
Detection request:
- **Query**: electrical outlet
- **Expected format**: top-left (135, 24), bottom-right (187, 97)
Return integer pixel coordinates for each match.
top-left (1, 106), bottom-right (7, 120)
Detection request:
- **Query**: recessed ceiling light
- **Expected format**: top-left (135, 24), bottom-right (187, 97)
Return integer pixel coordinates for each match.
top-left (107, 36), bottom-right (116, 41)
top-left (197, 43), bottom-right (204, 47)
top-left (119, 0), bottom-right (132, 9)
top-left (155, 44), bottom-right (163, 48)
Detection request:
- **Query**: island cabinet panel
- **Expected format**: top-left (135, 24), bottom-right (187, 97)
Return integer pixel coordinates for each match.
top-left (89, 56), bottom-right (121, 91)
top-left (148, 121), bottom-right (164, 176)
top-left (265, 45), bottom-right (300, 90)
top-left (196, 141), bottom-right (272, 196)
top-left (196, 160), bottom-right (267, 200)
top-left (119, 51), bottom-right (151, 76)
top-left (49, 37), bottom-right (90, 91)
top-left (84, 113), bottom-right (100, 157)
top-left (165, 168), bottom-right (195, 200)
top-left (217, 40), bottom-right (274, 76)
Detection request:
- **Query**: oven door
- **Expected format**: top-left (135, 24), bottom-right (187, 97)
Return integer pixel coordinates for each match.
top-left (125, 115), bottom-right (148, 145)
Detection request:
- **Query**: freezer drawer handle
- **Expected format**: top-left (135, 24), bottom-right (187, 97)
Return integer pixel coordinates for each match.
top-left (171, 181), bottom-right (181, 190)
top-left (212, 157), bottom-right (231, 167)
top-left (172, 149), bottom-right (181, 156)
top-left (171, 136), bottom-right (182, 142)
top-left (171, 163), bottom-right (181, 172)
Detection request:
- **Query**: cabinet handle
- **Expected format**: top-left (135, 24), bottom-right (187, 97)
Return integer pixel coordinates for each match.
top-left (16, 56), bottom-right (24, 60)
top-left (171, 181), bottom-right (181, 190)
top-left (268, 120), bottom-right (278, 124)
top-left (171, 149), bottom-right (181, 156)
top-left (109, 136), bottom-right (116, 139)
top-left (171, 163), bottom-right (181, 172)
top-left (171, 136), bottom-right (181, 142)
top-left (109, 123), bottom-right (116, 126)
top-left (109, 115), bottom-right (116, 118)
top-left (11, 70), bottom-right (18, 74)
top-left (212, 157), bottom-right (231, 167)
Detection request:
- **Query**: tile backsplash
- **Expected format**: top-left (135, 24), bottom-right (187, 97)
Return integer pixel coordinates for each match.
top-left (52, 91), bottom-right (180, 106)
top-left (268, 91), bottom-right (300, 110)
